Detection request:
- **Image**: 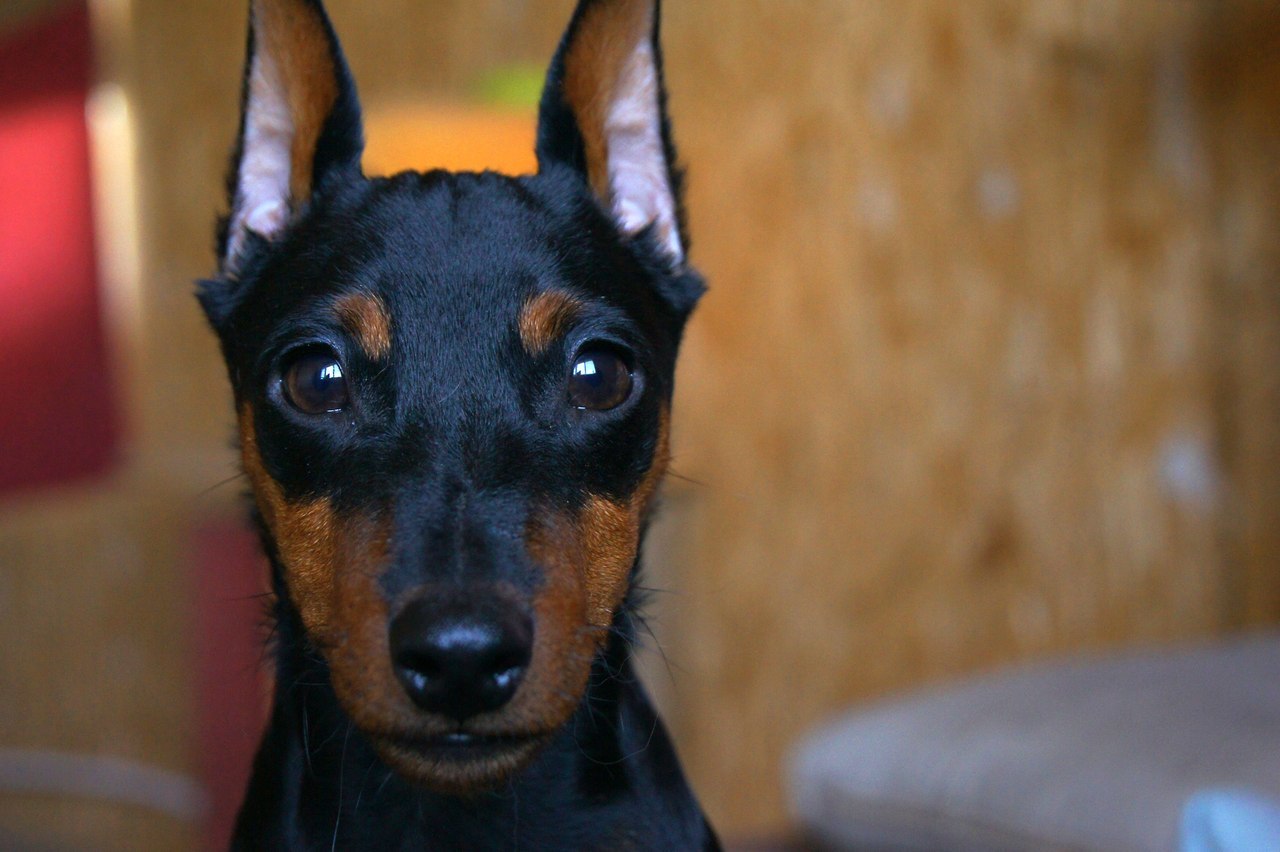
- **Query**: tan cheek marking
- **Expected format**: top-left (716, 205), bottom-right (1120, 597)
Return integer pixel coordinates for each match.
top-left (476, 406), bottom-right (672, 736)
top-left (240, 404), bottom-right (402, 724)
top-left (527, 404), bottom-right (672, 636)
top-left (577, 405), bottom-right (671, 626)
top-left (563, 0), bottom-right (653, 203)
top-left (253, 0), bottom-right (340, 201)
top-left (335, 292), bottom-right (392, 360)
top-left (577, 496), bottom-right (637, 627)
top-left (518, 291), bottom-right (583, 356)
top-left (324, 512), bottom-right (397, 720)
top-left (519, 513), bottom-right (595, 730)
top-left (239, 404), bottom-right (339, 637)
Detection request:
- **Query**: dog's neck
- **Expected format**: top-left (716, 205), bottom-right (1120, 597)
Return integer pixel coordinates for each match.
top-left (232, 555), bottom-right (714, 850)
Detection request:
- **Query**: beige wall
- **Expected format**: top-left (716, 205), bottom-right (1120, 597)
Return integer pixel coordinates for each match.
top-left (663, 0), bottom-right (1280, 831)
top-left (2, 0), bottom-right (1277, 845)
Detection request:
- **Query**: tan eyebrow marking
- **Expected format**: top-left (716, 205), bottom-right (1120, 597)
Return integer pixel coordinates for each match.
top-left (518, 290), bottom-right (583, 356)
top-left (334, 292), bottom-right (392, 360)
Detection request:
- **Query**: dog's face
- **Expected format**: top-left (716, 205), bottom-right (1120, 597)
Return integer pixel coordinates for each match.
top-left (199, 0), bottom-right (699, 793)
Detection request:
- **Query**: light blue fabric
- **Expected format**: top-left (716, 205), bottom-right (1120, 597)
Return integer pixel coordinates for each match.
top-left (1182, 789), bottom-right (1280, 852)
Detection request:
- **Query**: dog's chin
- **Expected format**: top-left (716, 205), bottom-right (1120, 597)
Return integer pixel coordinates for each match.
top-left (371, 731), bottom-right (550, 795)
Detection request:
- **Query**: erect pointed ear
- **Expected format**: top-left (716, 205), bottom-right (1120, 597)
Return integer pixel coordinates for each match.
top-left (219, 0), bottom-right (363, 276)
top-left (536, 0), bottom-right (686, 266)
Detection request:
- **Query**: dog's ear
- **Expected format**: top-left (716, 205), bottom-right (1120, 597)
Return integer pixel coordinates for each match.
top-left (218, 0), bottom-right (363, 278)
top-left (536, 0), bottom-right (686, 268)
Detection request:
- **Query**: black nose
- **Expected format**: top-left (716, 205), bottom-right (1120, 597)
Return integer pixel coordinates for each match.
top-left (389, 596), bottom-right (532, 720)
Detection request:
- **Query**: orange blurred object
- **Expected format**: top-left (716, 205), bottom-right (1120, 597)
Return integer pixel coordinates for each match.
top-left (363, 103), bottom-right (537, 177)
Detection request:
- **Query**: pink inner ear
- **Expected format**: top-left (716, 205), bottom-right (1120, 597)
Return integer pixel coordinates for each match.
top-left (605, 34), bottom-right (683, 262)
top-left (226, 35), bottom-right (295, 269)
top-left (224, 0), bottom-right (342, 273)
top-left (565, 0), bottom-right (683, 265)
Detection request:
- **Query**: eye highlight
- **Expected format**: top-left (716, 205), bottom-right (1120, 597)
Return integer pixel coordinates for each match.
top-left (282, 347), bottom-right (350, 414)
top-left (568, 346), bottom-right (633, 411)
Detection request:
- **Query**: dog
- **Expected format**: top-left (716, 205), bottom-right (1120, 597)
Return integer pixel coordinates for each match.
top-left (197, 0), bottom-right (717, 847)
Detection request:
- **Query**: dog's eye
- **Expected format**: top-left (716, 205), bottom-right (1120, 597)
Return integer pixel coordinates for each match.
top-left (568, 347), bottom-right (633, 411)
top-left (282, 348), bottom-right (350, 414)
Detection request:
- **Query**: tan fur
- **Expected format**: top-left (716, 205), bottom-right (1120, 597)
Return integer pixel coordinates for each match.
top-left (523, 403), bottom-right (671, 700)
top-left (580, 405), bottom-right (670, 625)
top-left (239, 404), bottom-right (395, 725)
top-left (510, 406), bottom-right (671, 739)
top-left (335, 292), bottom-right (392, 360)
top-left (376, 734), bottom-right (544, 795)
top-left (239, 403), bottom-right (339, 635)
top-left (577, 496), bottom-right (639, 627)
top-left (518, 290), bottom-right (583, 356)
top-left (521, 512), bottom-right (600, 724)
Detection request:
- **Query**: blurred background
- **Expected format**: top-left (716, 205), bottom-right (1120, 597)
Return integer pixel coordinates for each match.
top-left (1, 0), bottom-right (1278, 848)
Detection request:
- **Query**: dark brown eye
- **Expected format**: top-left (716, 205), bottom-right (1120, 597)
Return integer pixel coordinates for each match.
top-left (568, 347), bottom-right (633, 411)
top-left (282, 348), bottom-right (350, 414)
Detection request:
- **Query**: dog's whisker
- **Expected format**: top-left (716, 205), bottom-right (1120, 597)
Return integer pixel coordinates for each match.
top-left (197, 471), bottom-right (248, 496)
top-left (350, 753), bottom-right (380, 817)
top-left (331, 722), bottom-right (353, 851)
top-left (302, 701), bottom-right (315, 776)
top-left (663, 468), bottom-right (707, 488)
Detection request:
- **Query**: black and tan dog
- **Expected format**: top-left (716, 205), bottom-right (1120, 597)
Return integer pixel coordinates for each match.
top-left (198, 0), bottom-right (716, 847)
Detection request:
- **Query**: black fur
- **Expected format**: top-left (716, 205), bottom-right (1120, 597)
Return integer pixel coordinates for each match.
top-left (201, 1), bottom-right (716, 848)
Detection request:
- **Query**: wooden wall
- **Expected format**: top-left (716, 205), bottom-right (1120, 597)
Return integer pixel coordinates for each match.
top-left (1, 0), bottom-right (1276, 845)
top-left (662, 0), bottom-right (1280, 833)
top-left (1197, 1), bottom-right (1280, 628)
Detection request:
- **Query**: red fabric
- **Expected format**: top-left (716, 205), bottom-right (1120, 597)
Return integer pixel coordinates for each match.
top-left (0, 2), bottom-right (120, 496)
top-left (191, 519), bottom-right (272, 850)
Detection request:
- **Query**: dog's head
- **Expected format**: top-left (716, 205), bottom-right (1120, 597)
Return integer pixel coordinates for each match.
top-left (198, 0), bottom-right (700, 793)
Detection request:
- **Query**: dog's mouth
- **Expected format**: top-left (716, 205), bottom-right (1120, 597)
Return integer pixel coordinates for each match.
top-left (371, 728), bottom-right (552, 792)
top-left (409, 731), bottom-right (541, 760)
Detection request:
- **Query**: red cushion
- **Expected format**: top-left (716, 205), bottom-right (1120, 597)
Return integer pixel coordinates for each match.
top-left (0, 2), bottom-right (120, 497)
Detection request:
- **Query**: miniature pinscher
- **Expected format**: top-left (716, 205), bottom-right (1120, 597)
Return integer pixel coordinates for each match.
top-left (198, 0), bottom-right (717, 847)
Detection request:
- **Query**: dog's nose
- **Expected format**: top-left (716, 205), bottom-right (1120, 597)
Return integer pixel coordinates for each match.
top-left (389, 596), bottom-right (532, 720)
